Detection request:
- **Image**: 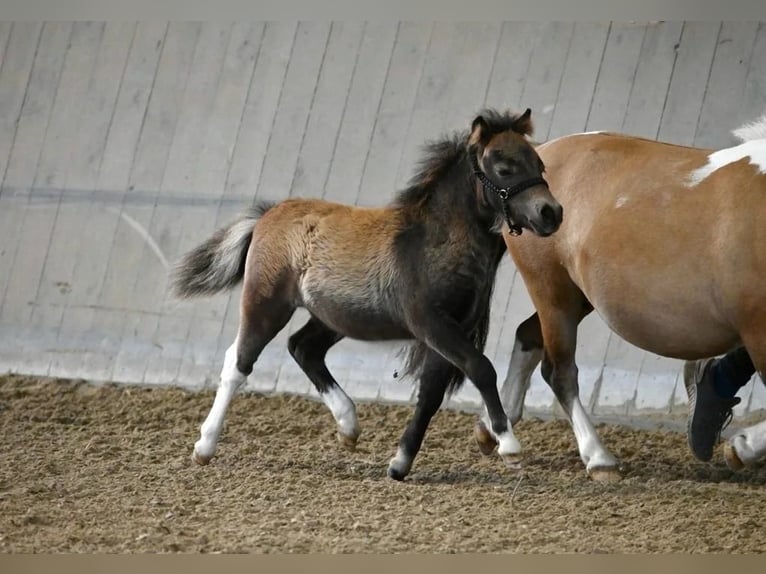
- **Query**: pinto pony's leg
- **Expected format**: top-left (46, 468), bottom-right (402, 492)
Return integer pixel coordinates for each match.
top-left (388, 351), bottom-right (453, 480)
top-left (288, 317), bottom-right (359, 449)
top-left (502, 313), bottom-right (545, 424)
top-left (723, 330), bottom-right (766, 469)
top-left (537, 296), bottom-right (620, 481)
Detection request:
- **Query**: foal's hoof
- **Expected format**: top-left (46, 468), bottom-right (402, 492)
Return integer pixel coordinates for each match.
top-left (191, 449), bottom-right (212, 466)
top-left (723, 442), bottom-right (745, 471)
top-left (588, 467), bottom-right (622, 483)
top-left (474, 421), bottom-right (498, 456)
top-left (337, 431), bottom-right (359, 452)
top-left (501, 454), bottom-right (523, 471)
top-left (387, 465), bottom-right (408, 482)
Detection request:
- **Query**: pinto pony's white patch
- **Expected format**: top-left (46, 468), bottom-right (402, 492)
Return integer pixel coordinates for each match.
top-left (732, 111), bottom-right (766, 143)
top-left (686, 139), bottom-right (766, 187)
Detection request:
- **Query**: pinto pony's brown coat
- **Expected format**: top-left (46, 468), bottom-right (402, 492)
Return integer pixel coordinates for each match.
top-left (486, 125), bottom-right (766, 477)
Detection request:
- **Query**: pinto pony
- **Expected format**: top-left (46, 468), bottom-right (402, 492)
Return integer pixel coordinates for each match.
top-left (172, 109), bottom-right (562, 480)
top-left (474, 112), bottom-right (766, 480)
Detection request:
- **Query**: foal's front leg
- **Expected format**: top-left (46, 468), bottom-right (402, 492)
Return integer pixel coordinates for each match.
top-left (410, 311), bottom-right (522, 473)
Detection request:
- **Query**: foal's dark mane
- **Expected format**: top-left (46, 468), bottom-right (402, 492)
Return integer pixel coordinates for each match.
top-left (394, 109), bottom-right (530, 208)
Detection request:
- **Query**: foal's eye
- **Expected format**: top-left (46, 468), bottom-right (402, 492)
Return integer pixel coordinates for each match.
top-left (495, 165), bottom-right (513, 178)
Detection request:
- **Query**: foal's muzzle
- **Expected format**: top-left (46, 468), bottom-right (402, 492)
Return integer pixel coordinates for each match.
top-left (531, 201), bottom-right (563, 237)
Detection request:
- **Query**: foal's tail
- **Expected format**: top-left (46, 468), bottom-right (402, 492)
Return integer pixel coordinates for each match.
top-left (170, 201), bottom-right (276, 298)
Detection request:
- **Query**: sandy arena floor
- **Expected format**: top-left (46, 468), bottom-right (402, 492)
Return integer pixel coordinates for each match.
top-left (0, 374), bottom-right (764, 553)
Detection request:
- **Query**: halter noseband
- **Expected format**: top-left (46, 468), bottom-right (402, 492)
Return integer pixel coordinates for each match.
top-left (470, 153), bottom-right (548, 236)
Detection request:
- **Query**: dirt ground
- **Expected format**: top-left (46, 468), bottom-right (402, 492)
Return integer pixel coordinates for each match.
top-left (0, 374), bottom-right (764, 553)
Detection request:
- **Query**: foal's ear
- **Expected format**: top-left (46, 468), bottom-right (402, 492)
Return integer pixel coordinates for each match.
top-left (469, 115), bottom-right (490, 147)
top-left (513, 108), bottom-right (534, 136)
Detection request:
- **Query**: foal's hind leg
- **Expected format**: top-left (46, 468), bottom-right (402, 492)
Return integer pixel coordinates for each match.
top-left (474, 313), bottom-right (543, 455)
top-left (288, 316), bottom-right (360, 450)
top-left (388, 351), bottom-right (453, 480)
top-left (192, 297), bottom-right (294, 465)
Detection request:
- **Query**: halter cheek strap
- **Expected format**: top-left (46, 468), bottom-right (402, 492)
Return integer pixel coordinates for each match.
top-left (470, 153), bottom-right (548, 236)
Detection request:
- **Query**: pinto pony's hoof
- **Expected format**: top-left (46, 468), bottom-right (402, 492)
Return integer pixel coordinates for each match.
top-left (191, 449), bottom-right (212, 466)
top-left (723, 442), bottom-right (745, 471)
top-left (474, 421), bottom-right (498, 456)
top-left (501, 453), bottom-right (523, 471)
top-left (588, 467), bottom-right (622, 483)
top-left (337, 431), bottom-right (359, 451)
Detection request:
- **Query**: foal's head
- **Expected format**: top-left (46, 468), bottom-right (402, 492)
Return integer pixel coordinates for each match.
top-left (469, 108), bottom-right (562, 237)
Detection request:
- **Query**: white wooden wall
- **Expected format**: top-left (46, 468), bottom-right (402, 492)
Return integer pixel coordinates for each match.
top-left (0, 22), bottom-right (764, 422)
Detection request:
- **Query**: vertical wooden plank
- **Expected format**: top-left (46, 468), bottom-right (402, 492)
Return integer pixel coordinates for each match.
top-left (656, 22), bottom-right (721, 145)
top-left (129, 22), bottom-right (232, 387)
top-left (0, 22), bottom-right (44, 333)
top-left (60, 22), bottom-right (167, 382)
top-left (546, 22), bottom-right (610, 140)
top-left (695, 22), bottom-right (760, 149)
top-left (621, 21), bottom-right (683, 139)
top-left (0, 22), bottom-right (83, 376)
top-left (483, 23), bottom-right (540, 112)
top-left (739, 23), bottom-right (766, 131)
top-left (319, 22), bottom-right (398, 205)
top-left (38, 23), bottom-right (136, 379)
top-left (585, 22), bottom-right (646, 132)
top-left (354, 22), bottom-right (431, 205)
top-left (515, 22), bottom-right (575, 141)
top-left (18, 22), bottom-right (105, 377)
top-left (102, 22), bottom-right (201, 384)
top-left (289, 22), bottom-right (365, 199)
top-left (254, 21), bottom-right (331, 204)
top-left (0, 23), bottom-right (12, 71)
top-left (0, 23), bottom-right (70, 318)
top-left (0, 22), bottom-right (37, 183)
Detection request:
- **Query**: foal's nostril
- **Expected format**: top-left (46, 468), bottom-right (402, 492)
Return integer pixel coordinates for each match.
top-left (540, 204), bottom-right (558, 226)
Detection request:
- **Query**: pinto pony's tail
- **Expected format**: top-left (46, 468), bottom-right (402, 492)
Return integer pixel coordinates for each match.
top-left (170, 201), bottom-right (276, 298)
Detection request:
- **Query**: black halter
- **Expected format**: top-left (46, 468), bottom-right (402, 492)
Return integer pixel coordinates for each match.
top-left (470, 153), bottom-right (548, 236)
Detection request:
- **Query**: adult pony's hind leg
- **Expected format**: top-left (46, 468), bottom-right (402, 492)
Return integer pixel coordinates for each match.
top-left (388, 351), bottom-right (454, 480)
top-left (287, 316), bottom-right (360, 450)
top-left (474, 313), bottom-right (543, 456)
top-left (192, 296), bottom-right (294, 465)
top-left (723, 329), bottom-right (766, 470)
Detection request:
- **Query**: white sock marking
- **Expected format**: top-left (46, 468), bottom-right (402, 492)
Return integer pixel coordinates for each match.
top-left (194, 341), bottom-right (247, 460)
top-left (570, 399), bottom-right (618, 470)
top-left (728, 418), bottom-right (766, 465)
top-left (320, 386), bottom-right (359, 439)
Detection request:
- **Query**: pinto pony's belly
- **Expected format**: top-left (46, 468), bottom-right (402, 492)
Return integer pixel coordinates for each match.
top-left (582, 284), bottom-right (742, 360)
